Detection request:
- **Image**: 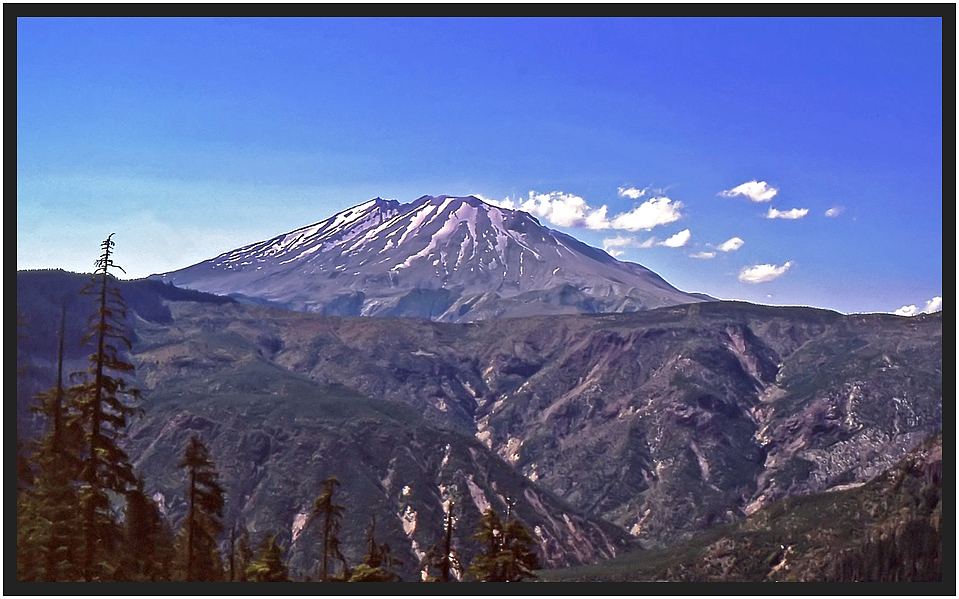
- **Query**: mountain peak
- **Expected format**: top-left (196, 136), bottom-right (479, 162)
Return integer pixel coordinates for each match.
top-left (155, 195), bottom-right (706, 321)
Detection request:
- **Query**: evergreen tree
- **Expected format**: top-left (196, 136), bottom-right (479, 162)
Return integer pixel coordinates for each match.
top-left (19, 301), bottom-right (85, 581)
top-left (116, 476), bottom-right (174, 581)
top-left (69, 234), bottom-right (144, 581)
top-left (426, 500), bottom-right (460, 582)
top-left (34, 302), bottom-right (77, 458)
top-left (310, 476), bottom-right (349, 581)
top-left (178, 435), bottom-right (225, 581)
top-left (245, 533), bottom-right (290, 582)
top-left (467, 508), bottom-right (540, 582)
top-left (349, 514), bottom-right (402, 582)
top-left (19, 447), bottom-right (84, 582)
top-left (499, 517), bottom-right (540, 582)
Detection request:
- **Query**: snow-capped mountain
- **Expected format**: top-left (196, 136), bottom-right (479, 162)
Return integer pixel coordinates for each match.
top-left (154, 195), bottom-right (708, 321)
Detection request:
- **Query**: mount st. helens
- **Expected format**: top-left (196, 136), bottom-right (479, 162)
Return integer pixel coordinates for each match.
top-left (154, 195), bottom-right (708, 321)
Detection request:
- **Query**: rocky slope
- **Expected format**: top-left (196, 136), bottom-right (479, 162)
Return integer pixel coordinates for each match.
top-left (153, 195), bottom-right (707, 322)
top-left (17, 270), bottom-right (942, 575)
top-left (541, 433), bottom-right (942, 582)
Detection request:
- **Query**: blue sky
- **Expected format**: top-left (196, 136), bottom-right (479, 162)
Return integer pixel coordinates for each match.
top-left (17, 17), bottom-right (943, 315)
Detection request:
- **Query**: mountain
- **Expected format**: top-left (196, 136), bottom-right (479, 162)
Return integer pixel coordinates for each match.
top-left (541, 433), bottom-right (942, 582)
top-left (153, 195), bottom-right (707, 322)
top-left (16, 270), bottom-right (942, 579)
top-left (16, 271), bottom-right (631, 580)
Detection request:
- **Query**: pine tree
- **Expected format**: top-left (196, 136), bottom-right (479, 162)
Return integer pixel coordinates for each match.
top-left (349, 514), bottom-right (402, 582)
top-left (467, 508), bottom-right (506, 582)
top-left (32, 301), bottom-right (77, 461)
top-left (426, 500), bottom-right (460, 582)
top-left (467, 507), bottom-right (540, 582)
top-left (310, 476), bottom-right (349, 581)
top-left (178, 435), bottom-right (225, 581)
top-left (499, 517), bottom-right (540, 582)
top-left (116, 476), bottom-right (174, 581)
top-left (20, 301), bottom-right (85, 581)
top-left (20, 449), bottom-right (84, 582)
top-left (70, 234), bottom-right (144, 581)
top-left (245, 533), bottom-right (290, 582)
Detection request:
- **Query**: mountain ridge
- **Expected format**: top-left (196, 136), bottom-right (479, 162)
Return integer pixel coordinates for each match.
top-left (153, 195), bottom-right (708, 322)
top-left (18, 270), bottom-right (942, 577)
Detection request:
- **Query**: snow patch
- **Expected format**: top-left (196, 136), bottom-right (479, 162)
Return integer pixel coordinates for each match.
top-left (396, 201), bottom-right (442, 246)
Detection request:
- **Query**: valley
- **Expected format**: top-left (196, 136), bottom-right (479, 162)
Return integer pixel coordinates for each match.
top-left (16, 269), bottom-right (942, 581)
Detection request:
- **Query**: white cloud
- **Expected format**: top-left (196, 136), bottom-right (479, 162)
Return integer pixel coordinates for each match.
top-left (522, 190), bottom-right (683, 232)
top-left (584, 205), bottom-right (611, 230)
top-left (519, 192), bottom-right (599, 228)
top-left (608, 196), bottom-right (684, 231)
top-left (522, 192), bottom-right (613, 228)
top-left (660, 229), bottom-right (691, 248)
top-left (897, 296), bottom-right (944, 316)
top-left (765, 207), bottom-right (809, 220)
top-left (604, 228), bottom-right (690, 253)
top-left (717, 237), bottom-right (745, 252)
top-left (720, 180), bottom-right (778, 203)
top-left (602, 235), bottom-right (634, 257)
top-left (690, 251), bottom-right (716, 259)
top-left (602, 234), bottom-right (655, 256)
top-left (824, 206), bottom-right (844, 217)
top-left (617, 186), bottom-right (647, 199)
top-left (738, 261), bottom-right (793, 284)
top-left (894, 304), bottom-right (918, 317)
top-left (475, 194), bottom-right (516, 210)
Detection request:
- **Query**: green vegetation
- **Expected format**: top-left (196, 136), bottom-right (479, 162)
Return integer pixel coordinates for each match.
top-left (18, 235), bottom-right (149, 582)
top-left (177, 436), bottom-right (225, 581)
top-left (17, 236), bottom-right (548, 583)
top-left (349, 515), bottom-right (402, 582)
top-left (245, 533), bottom-right (290, 582)
top-left (467, 507), bottom-right (540, 582)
